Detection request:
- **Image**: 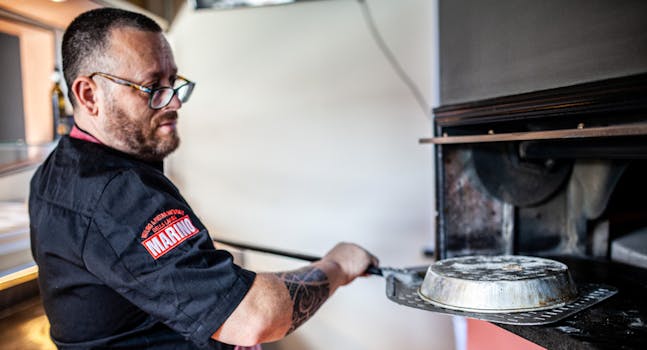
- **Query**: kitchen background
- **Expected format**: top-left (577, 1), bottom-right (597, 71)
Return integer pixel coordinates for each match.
top-left (0, 0), bottom-right (453, 349)
top-left (167, 1), bottom-right (449, 349)
top-left (167, 1), bottom-right (451, 349)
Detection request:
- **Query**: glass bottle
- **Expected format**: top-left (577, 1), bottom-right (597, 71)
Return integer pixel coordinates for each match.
top-left (51, 68), bottom-right (71, 138)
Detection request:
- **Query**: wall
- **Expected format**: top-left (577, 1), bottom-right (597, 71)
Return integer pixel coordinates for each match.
top-left (439, 0), bottom-right (647, 105)
top-left (167, 0), bottom-right (452, 349)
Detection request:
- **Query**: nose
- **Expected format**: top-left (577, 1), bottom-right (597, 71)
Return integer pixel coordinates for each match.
top-left (165, 92), bottom-right (182, 110)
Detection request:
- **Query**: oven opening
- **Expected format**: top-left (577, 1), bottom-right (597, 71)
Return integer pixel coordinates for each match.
top-left (430, 73), bottom-right (647, 264)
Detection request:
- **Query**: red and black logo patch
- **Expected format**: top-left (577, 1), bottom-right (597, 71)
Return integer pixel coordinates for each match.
top-left (140, 209), bottom-right (200, 259)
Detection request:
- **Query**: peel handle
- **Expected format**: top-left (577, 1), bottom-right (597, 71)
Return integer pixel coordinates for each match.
top-left (214, 238), bottom-right (383, 276)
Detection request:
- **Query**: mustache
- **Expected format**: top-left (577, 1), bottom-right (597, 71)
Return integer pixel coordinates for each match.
top-left (154, 111), bottom-right (178, 125)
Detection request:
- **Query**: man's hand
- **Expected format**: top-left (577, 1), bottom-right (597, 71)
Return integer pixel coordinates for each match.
top-left (321, 242), bottom-right (379, 286)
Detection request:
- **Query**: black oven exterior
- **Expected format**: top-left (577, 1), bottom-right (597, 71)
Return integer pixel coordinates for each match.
top-left (424, 73), bottom-right (647, 349)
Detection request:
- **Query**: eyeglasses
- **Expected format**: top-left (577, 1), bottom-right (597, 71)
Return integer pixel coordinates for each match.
top-left (89, 72), bottom-right (195, 110)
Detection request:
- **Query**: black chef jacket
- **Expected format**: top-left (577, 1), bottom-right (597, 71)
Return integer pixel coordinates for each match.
top-left (29, 135), bottom-right (256, 349)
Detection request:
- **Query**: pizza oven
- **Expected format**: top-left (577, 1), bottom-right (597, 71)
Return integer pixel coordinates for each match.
top-left (421, 73), bottom-right (647, 348)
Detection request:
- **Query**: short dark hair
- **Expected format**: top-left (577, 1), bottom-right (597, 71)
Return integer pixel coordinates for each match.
top-left (62, 8), bottom-right (162, 106)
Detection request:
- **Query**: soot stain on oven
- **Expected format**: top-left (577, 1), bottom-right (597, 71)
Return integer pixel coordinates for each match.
top-left (441, 146), bottom-right (636, 258)
top-left (444, 146), bottom-right (508, 255)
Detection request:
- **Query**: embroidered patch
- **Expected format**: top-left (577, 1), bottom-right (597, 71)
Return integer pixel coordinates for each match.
top-left (141, 209), bottom-right (186, 239)
top-left (141, 213), bottom-right (200, 259)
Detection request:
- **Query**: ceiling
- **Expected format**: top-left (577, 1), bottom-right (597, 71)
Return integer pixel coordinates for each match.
top-left (0, 0), bottom-right (177, 31)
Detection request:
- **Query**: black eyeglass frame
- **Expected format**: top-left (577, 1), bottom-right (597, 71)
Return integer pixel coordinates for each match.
top-left (89, 72), bottom-right (195, 110)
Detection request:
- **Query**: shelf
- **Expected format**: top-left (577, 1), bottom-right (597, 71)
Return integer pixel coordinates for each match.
top-left (420, 123), bottom-right (647, 145)
top-left (0, 264), bottom-right (37, 292)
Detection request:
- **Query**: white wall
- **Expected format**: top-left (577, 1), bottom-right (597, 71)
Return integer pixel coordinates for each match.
top-left (167, 0), bottom-right (452, 349)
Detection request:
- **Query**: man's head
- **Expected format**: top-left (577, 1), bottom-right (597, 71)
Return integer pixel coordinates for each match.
top-left (62, 8), bottom-right (193, 161)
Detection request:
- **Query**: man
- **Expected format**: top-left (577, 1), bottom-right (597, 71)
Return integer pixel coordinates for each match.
top-left (29, 8), bottom-right (377, 350)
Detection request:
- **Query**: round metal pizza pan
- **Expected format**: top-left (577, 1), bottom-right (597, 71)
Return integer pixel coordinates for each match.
top-left (418, 255), bottom-right (579, 313)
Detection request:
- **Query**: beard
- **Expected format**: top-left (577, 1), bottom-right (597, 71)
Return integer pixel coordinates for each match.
top-left (104, 102), bottom-right (180, 162)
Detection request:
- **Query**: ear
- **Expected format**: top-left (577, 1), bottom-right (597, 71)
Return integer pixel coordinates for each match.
top-left (71, 76), bottom-right (100, 116)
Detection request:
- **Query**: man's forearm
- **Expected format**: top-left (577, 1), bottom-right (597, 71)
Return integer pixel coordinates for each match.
top-left (275, 265), bottom-right (331, 334)
top-left (212, 243), bottom-right (372, 345)
top-left (212, 260), bottom-right (344, 345)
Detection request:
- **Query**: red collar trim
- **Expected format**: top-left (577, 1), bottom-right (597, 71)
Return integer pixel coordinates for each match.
top-left (70, 125), bottom-right (102, 145)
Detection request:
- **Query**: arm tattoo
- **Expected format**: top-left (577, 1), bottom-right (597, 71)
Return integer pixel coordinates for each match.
top-left (275, 266), bottom-right (330, 334)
